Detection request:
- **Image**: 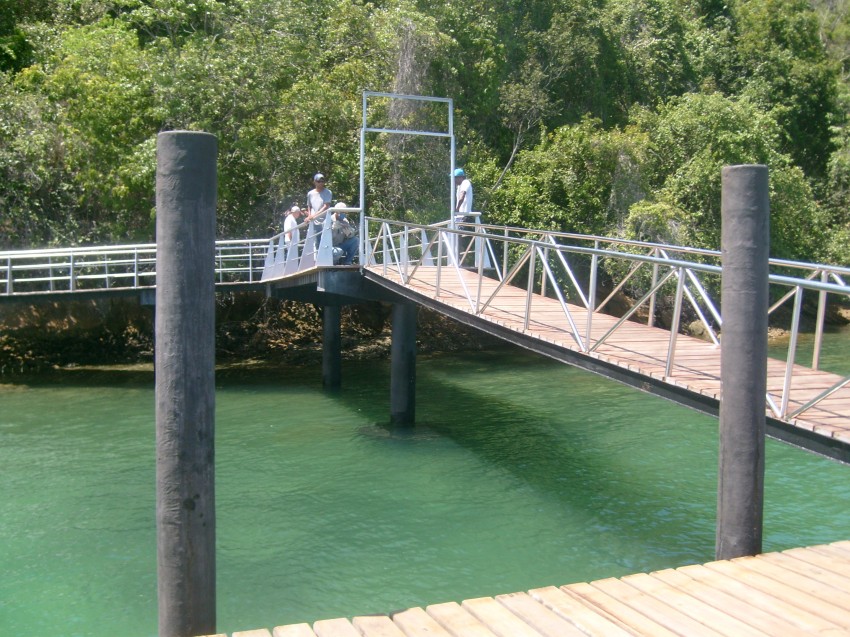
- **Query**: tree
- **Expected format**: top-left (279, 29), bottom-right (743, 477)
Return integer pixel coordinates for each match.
top-left (630, 92), bottom-right (823, 260)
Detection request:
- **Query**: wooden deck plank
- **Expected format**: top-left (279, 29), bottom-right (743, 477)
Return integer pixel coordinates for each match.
top-left (527, 586), bottom-right (635, 637)
top-left (620, 572), bottom-right (770, 637)
top-left (425, 601), bottom-right (499, 637)
top-left (703, 560), bottom-right (850, 629)
top-left (562, 581), bottom-right (681, 637)
top-left (272, 624), bottom-right (317, 637)
top-left (460, 597), bottom-right (544, 637)
top-left (352, 615), bottom-right (407, 637)
top-left (588, 577), bottom-right (727, 637)
top-left (494, 592), bottom-right (588, 637)
top-left (675, 563), bottom-right (845, 634)
top-left (731, 553), bottom-right (850, 610)
top-left (650, 567), bottom-right (808, 636)
top-left (390, 607), bottom-right (454, 637)
top-left (313, 618), bottom-right (361, 637)
top-left (759, 552), bottom-right (850, 595)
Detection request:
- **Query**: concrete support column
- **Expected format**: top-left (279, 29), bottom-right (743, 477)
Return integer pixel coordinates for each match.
top-left (716, 164), bottom-right (769, 560)
top-left (390, 303), bottom-right (418, 425)
top-left (323, 305), bottom-right (342, 390)
top-left (155, 131), bottom-right (217, 637)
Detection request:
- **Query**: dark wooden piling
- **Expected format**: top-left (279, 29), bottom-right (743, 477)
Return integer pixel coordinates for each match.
top-left (155, 131), bottom-right (217, 637)
top-left (323, 304), bottom-right (342, 390)
top-left (717, 164), bottom-right (769, 560)
top-left (390, 303), bottom-right (417, 425)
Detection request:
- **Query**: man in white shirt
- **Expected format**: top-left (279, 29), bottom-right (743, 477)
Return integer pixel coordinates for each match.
top-left (454, 168), bottom-right (474, 258)
top-left (454, 167), bottom-right (473, 217)
top-left (307, 173), bottom-right (332, 247)
top-left (283, 205), bottom-right (303, 246)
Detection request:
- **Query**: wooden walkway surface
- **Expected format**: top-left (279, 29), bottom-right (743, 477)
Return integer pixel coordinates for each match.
top-left (365, 265), bottom-right (850, 455)
top-left (201, 540), bottom-right (850, 636)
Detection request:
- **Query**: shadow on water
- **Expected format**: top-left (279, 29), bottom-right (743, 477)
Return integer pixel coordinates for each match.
top-left (338, 350), bottom-right (718, 563)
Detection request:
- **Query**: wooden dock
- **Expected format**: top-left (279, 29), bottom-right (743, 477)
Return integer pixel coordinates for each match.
top-left (200, 540), bottom-right (850, 636)
top-left (364, 266), bottom-right (850, 460)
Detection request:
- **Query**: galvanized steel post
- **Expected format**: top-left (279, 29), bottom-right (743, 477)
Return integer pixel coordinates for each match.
top-left (155, 131), bottom-right (217, 637)
top-left (390, 303), bottom-right (417, 425)
top-left (716, 164), bottom-right (768, 560)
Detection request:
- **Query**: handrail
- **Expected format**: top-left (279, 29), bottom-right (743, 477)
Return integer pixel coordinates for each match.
top-left (1, 238), bottom-right (270, 295)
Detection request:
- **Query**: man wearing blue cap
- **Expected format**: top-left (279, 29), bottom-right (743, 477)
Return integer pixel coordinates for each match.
top-left (307, 173), bottom-right (332, 247)
top-left (454, 168), bottom-right (473, 217)
top-left (454, 168), bottom-right (475, 258)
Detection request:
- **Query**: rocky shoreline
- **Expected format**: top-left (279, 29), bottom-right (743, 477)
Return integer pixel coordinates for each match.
top-left (1, 291), bottom-right (846, 376)
top-left (0, 292), bottom-right (505, 376)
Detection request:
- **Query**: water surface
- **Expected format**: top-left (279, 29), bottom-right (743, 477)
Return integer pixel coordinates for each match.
top-left (1, 346), bottom-right (848, 636)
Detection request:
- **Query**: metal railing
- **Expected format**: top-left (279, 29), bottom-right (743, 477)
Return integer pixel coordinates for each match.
top-left (261, 207), bottom-right (362, 279)
top-left (361, 217), bottom-right (850, 423)
top-left (1, 239), bottom-right (269, 295)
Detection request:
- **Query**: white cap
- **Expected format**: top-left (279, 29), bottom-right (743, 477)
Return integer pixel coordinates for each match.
top-left (290, 205), bottom-right (300, 213)
top-left (334, 202), bottom-right (348, 209)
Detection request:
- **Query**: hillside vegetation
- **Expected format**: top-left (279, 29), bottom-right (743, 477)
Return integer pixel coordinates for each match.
top-left (2, 0), bottom-right (850, 264)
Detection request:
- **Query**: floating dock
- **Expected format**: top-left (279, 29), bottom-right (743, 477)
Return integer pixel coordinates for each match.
top-left (201, 540), bottom-right (850, 637)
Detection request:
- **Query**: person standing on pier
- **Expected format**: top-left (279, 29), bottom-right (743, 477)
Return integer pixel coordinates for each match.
top-left (454, 167), bottom-right (473, 219)
top-left (283, 204), bottom-right (304, 250)
top-left (307, 173), bottom-right (332, 247)
top-left (454, 168), bottom-right (474, 258)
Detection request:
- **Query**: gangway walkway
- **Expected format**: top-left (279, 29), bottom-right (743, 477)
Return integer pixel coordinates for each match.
top-left (349, 216), bottom-right (850, 463)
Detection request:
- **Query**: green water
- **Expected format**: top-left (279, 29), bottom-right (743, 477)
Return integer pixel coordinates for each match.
top-left (1, 346), bottom-right (849, 637)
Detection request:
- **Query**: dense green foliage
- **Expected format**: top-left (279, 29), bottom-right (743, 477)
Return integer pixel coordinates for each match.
top-left (2, 0), bottom-right (849, 263)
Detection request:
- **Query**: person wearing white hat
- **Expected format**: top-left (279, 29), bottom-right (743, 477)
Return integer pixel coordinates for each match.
top-left (331, 202), bottom-right (358, 265)
top-left (283, 204), bottom-right (304, 247)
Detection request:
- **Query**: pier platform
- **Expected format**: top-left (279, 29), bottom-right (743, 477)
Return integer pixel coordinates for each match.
top-left (201, 540), bottom-right (850, 637)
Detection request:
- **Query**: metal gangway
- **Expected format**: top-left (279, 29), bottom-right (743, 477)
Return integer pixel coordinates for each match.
top-left (262, 211), bottom-right (850, 461)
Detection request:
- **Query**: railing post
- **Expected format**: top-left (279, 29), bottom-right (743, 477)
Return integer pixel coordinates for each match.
top-left (586, 242), bottom-right (598, 346)
top-left (134, 250), bottom-right (140, 288)
top-left (781, 287), bottom-right (804, 418)
top-left (541, 243), bottom-right (549, 298)
top-left (248, 243), bottom-right (254, 282)
top-left (813, 270), bottom-right (828, 370)
top-left (382, 223), bottom-right (389, 276)
top-left (502, 227), bottom-right (509, 276)
top-left (717, 164), bottom-right (768, 561)
top-left (524, 246), bottom-right (537, 331)
top-left (5, 257), bottom-right (11, 294)
top-left (436, 230), bottom-right (443, 297)
top-left (69, 253), bottom-right (76, 291)
top-left (155, 130), bottom-right (217, 637)
top-left (665, 267), bottom-right (685, 378)
top-left (648, 251), bottom-right (659, 327)
top-left (402, 225), bottom-right (409, 282)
